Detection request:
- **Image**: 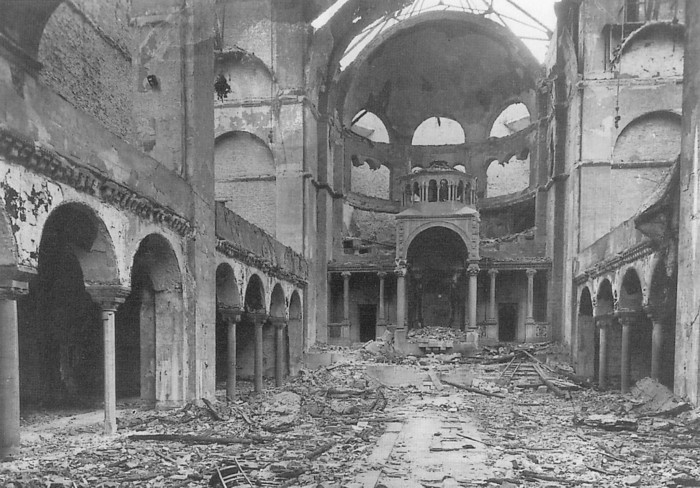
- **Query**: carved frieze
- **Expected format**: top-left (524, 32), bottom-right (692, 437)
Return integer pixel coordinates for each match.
top-left (0, 126), bottom-right (193, 236)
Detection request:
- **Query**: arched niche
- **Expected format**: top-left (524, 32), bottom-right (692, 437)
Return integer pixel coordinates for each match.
top-left (412, 117), bottom-right (465, 146)
top-left (619, 24), bottom-right (684, 78)
top-left (19, 203), bottom-right (119, 408)
top-left (238, 274), bottom-right (266, 382)
top-left (351, 162), bottom-right (391, 199)
top-left (613, 112), bottom-right (681, 164)
top-left (619, 268), bottom-right (643, 312)
top-left (350, 111), bottom-right (390, 143)
top-left (485, 152), bottom-right (530, 198)
top-left (215, 53), bottom-right (274, 101)
top-left (244, 274), bottom-right (266, 313)
top-left (215, 131), bottom-right (277, 235)
top-left (596, 279), bottom-right (614, 316)
top-left (117, 233), bottom-right (184, 406)
top-left (490, 102), bottom-right (531, 138)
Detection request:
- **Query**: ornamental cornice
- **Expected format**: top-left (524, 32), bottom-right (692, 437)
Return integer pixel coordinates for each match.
top-left (574, 241), bottom-right (655, 285)
top-left (215, 238), bottom-right (308, 287)
top-left (0, 126), bottom-right (193, 237)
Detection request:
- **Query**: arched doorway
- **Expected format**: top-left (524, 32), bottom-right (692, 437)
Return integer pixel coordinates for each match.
top-left (576, 287), bottom-right (595, 379)
top-left (406, 226), bottom-right (468, 329)
top-left (116, 234), bottom-right (183, 407)
top-left (215, 263), bottom-right (241, 399)
top-left (288, 291), bottom-right (303, 375)
top-left (19, 203), bottom-right (118, 408)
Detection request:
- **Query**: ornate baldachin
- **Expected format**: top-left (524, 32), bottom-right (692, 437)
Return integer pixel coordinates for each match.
top-left (0, 126), bottom-right (192, 236)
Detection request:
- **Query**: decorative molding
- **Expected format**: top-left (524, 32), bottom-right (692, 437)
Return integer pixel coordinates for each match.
top-left (574, 241), bottom-right (655, 285)
top-left (215, 238), bottom-right (307, 287)
top-left (0, 126), bottom-right (193, 236)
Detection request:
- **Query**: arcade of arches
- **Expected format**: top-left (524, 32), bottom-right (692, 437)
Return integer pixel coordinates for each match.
top-left (2, 0), bottom-right (700, 462)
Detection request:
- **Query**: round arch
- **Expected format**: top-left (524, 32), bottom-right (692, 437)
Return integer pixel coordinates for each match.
top-left (215, 51), bottom-right (275, 101)
top-left (412, 117), bottom-right (465, 146)
top-left (618, 23), bottom-right (684, 78)
top-left (270, 283), bottom-right (286, 318)
top-left (216, 263), bottom-right (241, 309)
top-left (0, 0), bottom-right (63, 59)
top-left (244, 274), bottom-right (266, 313)
top-left (613, 111), bottom-right (681, 164)
top-left (618, 267), bottom-right (643, 312)
top-left (350, 110), bottom-right (391, 143)
top-left (488, 101), bottom-right (532, 138)
top-left (576, 286), bottom-right (596, 379)
top-left (402, 221), bottom-right (472, 260)
top-left (595, 278), bottom-right (615, 316)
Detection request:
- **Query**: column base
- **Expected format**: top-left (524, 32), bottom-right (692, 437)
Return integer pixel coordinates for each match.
top-left (464, 328), bottom-right (480, 348)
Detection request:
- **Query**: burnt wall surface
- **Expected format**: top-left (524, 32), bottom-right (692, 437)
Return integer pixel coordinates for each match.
top-left (38, 1), bottom-right (134, 143)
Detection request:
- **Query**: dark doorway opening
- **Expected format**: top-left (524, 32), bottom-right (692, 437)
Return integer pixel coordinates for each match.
top-left (359, 305), bottom-right (377, 342)
top-left (498, 303), bottom-right (518, 342)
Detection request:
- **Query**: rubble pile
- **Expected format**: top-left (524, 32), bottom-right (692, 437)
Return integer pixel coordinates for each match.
top-left (407, 326), bottom-right (467, 343)
top-left (0, 362), bottom-right (398, 488)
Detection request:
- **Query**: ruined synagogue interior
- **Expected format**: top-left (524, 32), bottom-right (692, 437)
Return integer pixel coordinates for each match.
top-left (2, 0), bottom-right (700, 486)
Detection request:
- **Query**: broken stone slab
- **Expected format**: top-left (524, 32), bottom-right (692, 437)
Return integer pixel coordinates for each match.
top-left (629, 377), bottom-right (692, 417)
top-left (574, 414), bottom-right (638, 431)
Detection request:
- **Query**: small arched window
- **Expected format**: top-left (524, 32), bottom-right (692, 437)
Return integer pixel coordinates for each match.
top-left (350, 111), bottom-right (390, 143)
top-left (438, 179), bottom-right (449, 202)
top-left (456, 181), bottom-right (464, 202)
top-left (490, 103), bottom-right (531, 138)
top-left (413, 182), bottom-right (421, 202)
top-left (428, 180), bottom-right (438, 202)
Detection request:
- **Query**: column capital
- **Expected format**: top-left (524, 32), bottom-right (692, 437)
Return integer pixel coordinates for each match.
top-left (595, 314), bottom-right (614, 328)
top-left (269, 316), bottom-right (288, 328)
top-left (219, 305), bottom-right (243, 324)
top-left (86, 285), bottom-right (130, 311)
top-left (526, 268), bottom-right (537, 278)
top-left (340, 271), bottom-right (352, 279)
top-left (377, 271), bottom-right (388, 279)
top-left (467, 264), bottom-right (480, 276)
top-left (615, 309), bottom-right (644, 327)
top-left (643, 304), bottom-right (670, 324)
top-left (488, 268), bottom-right (499, 277)
top-left (0, 280), bottom-right (28, 300)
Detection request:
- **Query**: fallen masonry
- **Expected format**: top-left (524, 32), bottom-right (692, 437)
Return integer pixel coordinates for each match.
top-left (2, 345), bottom-right (700, 487)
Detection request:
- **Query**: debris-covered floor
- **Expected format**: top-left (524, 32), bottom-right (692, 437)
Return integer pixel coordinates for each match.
top-left (3, 338), bottom-right (700, 487)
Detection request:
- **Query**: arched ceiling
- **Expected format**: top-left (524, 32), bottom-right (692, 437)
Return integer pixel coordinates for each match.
top-left (339, 14), bottom-right (539, 140)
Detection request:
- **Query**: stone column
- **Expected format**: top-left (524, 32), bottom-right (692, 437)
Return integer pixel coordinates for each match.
top-left (272, 317), bottom-right (287, 387)
top-left (377, 272), bottom-right (387, 325)
top-left (597, 316), bottom-right (610, 390)
top-left (254, 313), bottom-right (266, 393)
top-left (526, 268), bottom-right (537, 324)
top-left (395, 264), bottom-right (408, 329)
top-left (0, 279), bottom-right (28, 459)
top-left (618, 313), bottom-right (634, 394)
top-left (467, 264), bottom-right (480, 330)
top-left (341, 271), bottom-right (351, 324)
top-left (86, 285), bottom-right (129, 436)
top-left (645, 306), bottom-right (664, 381)
top-left (220, 307), bottom-right (242, 401)
top-left (488, 269), bottom-right (498, 321)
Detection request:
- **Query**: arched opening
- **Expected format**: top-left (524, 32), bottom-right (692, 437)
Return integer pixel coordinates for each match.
top-left (288, 291), bottom-right (303, 375)
top-left (269, 284), bottom-right (287, 379)
top-left (619, 268), bottom-right (651, 385)
top-left (595, 279), bottom-right (618, 387)
top-left (215, 264), bottom-right (241, 389)
top-left (486, 152), bottom-right (530, 198)
top-left (576, 287), bottom-right (596, 379)
top-left (438, 179), bottom-right (449, 202)
top-left (412, 117), bottom-right (465, 146)
top-left (116, 234), bottom-right (183, 407)
top-left (490, 102), bottom-right (531, 138)
top-left (648, 259), bottom-right (676, 388)
top-left (238, 275), bottom-right (266, 383)
top-left (351, 162), bottom-right (391, 199)
top-left (18, 203), bottom-right (118, 409)
top-left (215, 132), bottom-right (277, 235)
top-left (428, 180), bottom-right (438, 202)
top-left (350, 111), bottom-right (390, 143)
top-left (407, 226), bottom-right (468, 329)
